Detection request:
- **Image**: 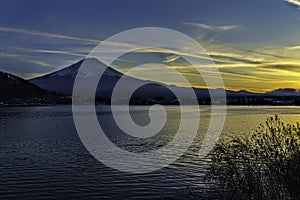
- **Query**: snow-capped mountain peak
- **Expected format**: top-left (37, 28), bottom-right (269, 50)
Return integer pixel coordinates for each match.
top-left (29, 58), bottom-right (124, 95)
top-left (48, 58), bottom-right (122, 79)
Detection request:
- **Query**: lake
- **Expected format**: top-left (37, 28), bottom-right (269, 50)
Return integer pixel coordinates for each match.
top-left (0, 106), bottom-right (300, 199)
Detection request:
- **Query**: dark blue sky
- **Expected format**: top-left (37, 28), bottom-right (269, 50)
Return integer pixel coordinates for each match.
top-left (1, 0), bottom-right (299, 43)
top-left (0, 0), bottom-right (300, 91)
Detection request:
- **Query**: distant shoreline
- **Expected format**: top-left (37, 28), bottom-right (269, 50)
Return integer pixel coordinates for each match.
top-left (1, 103), bottom-right (300, 107)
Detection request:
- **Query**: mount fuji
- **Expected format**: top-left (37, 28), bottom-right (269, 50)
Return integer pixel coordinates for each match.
top-left (29, 58), bottom-right (202, 99)
top-left (29, 58), bottom-right (300, 101)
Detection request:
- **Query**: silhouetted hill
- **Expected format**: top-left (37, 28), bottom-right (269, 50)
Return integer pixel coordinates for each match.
top-left (264, 88), bottom-right (300, 96)
top-left (0, 71), bottom-right (60, 102)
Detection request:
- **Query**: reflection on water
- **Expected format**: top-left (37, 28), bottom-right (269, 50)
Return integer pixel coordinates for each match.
top-left (0, 106), bottom-right (299, 199)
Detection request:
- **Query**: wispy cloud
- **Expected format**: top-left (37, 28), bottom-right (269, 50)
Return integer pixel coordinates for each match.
top-left (163, 55), bottom-right (181, 63)
top-left (0, 26), bottom-right (146, 49)
top-left (0, 26), bottom-right (101, 44)
top-left (0, 52), bottom-right (52, 67)
top-left (286, 0), bottom-right (300, 6)
top-left (12, 47), bottom-right (87, 57)
top-left (183, 22), bottom-right (241, 31)
top-left (286, 45), bottom-right (300, 50)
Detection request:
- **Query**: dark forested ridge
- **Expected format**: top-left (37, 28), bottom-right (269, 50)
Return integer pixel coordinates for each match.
top-left (0, 71), bottom-right (64, 105)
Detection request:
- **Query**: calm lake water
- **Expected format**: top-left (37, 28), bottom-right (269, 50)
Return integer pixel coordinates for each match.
top-left (0, 106), bottom-right (300, 199)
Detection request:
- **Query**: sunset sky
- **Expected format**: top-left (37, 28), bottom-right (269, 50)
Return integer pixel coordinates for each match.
top-left (0, 0), bottom-right (300, 92)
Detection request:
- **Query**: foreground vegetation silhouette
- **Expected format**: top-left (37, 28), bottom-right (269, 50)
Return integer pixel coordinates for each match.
top-left (207, 115), bottom-right (300, 199)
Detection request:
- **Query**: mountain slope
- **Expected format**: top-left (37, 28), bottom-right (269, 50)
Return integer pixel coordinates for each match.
top-left (29, 58), bottom-right (196, 98)
top-left (0, 71), bottom-right (59, 101)
top-left (30, 58), bottom-right (130, 96)
top-left (264, 88), bottom-right (300, 96)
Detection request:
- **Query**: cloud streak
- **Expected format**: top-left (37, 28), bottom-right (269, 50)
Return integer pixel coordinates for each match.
top-left (0, 52), bottom-right (52, 67)
top-left (286, 0), bottom-right (300, 6)
top-left (0, 26), bottom-right (101, 44)
top-left (163, 55), bottom-right (181, 63)
top-left (183, 22), bottom-right (241, 31)
top-left (0, 26), bottom-right (147, 50)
